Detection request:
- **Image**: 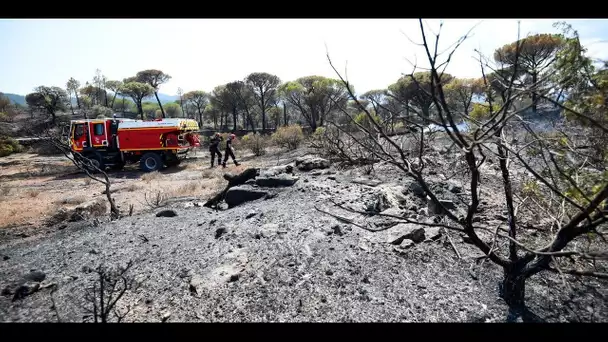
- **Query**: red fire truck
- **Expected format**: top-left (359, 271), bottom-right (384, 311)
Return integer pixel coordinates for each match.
top-left (68, 117), bottom-right (201, 172)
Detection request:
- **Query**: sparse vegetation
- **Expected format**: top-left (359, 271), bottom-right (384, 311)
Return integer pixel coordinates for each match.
top-left (241, 132), bottom-right (269, 156)
top-left (0, 136), bottom-right (23, 157)
top-left (272, 124), bottom-right (304, 150)
top-left (83, 260), bottom-right (141, 323)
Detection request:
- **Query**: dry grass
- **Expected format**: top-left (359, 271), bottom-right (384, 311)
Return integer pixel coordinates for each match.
top-left (183, 162), bottom-right (204, 171)
top-left (27, 190), bottom-right (40, 198)
top-left (85, 198), bottom-right (107, 217)
top-left (143, 190), bottom-right (169, 208)
top-left (124, 183), bottom-right (142, 192)
top-left (56, 195), bottom-right (87, 205)
top-left (201, 169), bottom-right (215, 178)
top-left (0, 184), bottom-right (11, 197)
top-left (0, 152), bottom-right (274, 230)
top-left (142, 171), bottom-right (162, 183)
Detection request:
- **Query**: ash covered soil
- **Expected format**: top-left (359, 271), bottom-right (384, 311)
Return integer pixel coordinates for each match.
top-left (1, 149), bottom-right (607, 322)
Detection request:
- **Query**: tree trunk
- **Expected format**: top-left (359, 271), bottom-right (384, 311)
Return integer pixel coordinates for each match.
top-left (501, 267), bottom-right (526, 321)
top-left (69, 100), bottom-right (75, 115)
top-left (75, 92), bottom-right (81, 109)
top-left (197, 108), bottom-right (203, 128)
top-left (283, 103), bottom-right (288, 126)
top-left (110, 93), bottom-right (118, 109)
top-left (232, 107), bottom-right (238, 132)
top-left (421, 105), bottom-right (431, 125)
top-left (154, 92), bottom-right (166, 118)
top-left (137, 102), bottom-right (144, 120)
top-left (531, 72), bottom-right (538, 114)
top-left (261, 93), bottom-right (266, 131)
top-left (245, 109), bottom-right (256, 133)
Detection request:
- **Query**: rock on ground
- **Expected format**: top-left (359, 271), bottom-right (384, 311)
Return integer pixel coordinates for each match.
top-left (295, 156), bottom-right (330, 171)
top-left (224, 186), bottom-right (269, 207)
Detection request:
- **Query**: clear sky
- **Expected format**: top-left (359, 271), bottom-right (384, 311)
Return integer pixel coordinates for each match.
top-left (1, 19), bottom-right (608, 97)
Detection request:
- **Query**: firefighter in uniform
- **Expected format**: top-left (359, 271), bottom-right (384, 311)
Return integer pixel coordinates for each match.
top-left (208, 132), bottom-right (223, 168)
top-left (222, 133), bottom-right (240, 168)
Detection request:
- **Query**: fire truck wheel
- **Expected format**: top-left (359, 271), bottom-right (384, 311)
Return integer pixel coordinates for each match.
top-left (140, 152), bottom-right (163, 172)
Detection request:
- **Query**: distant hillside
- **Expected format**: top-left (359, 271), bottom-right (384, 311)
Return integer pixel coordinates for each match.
top-left (147, 93), bottom-right (179, 104)
top-left (1, 93), bottom-right (26, 106)
top-left (0, 91), bottom-right (178, 105)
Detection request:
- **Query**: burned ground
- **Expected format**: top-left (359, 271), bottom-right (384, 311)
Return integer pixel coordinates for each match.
top-left (0, 144), bottom-right (606, 322)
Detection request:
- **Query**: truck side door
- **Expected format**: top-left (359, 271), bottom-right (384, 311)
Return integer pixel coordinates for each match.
top-left (91, 121), bottom-right (108, 148)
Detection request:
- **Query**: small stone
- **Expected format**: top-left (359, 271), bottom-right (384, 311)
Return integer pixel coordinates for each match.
top-left (325, 270), bottom-right (334, 276)
top-left (215, 227), bottom-right (227, 239)
top-left (156, 209), bottom-right (178, 218)
top-left (3, 255), bottom-right (9, 261)
top-left (1, 286), bottom-right (12, 296)
top-left (425, 227), bottom-right (442, 241)
top-left (400, 239), bottom-right (415, 248)
top-left (332, 225), bottom-right (343, 236)
top-left (447, 182), bottom-right (463, 194)
top-left (12, 282), bottom-right (40, 301)
top-left (246, 210), bottom-right (257, 219)
top-left (40, 282), bottom-right (57, 289)
top-left (229, 274), bottom-right (240, 282)
top-left (24, 271), bottom-right (46, 283)
top-left (161, 311), bottom-right (171, 322)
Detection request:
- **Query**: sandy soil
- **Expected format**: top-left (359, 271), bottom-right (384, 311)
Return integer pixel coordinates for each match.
top-left (0, 148), bottom-right (265, 236)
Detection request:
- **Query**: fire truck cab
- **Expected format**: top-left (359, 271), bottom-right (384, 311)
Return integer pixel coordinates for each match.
top-left (69, 116), bottom-right (201, 172)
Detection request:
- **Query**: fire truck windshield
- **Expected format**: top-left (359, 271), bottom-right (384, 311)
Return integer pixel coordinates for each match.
top-left (73, 124), bottom-right (84, 139)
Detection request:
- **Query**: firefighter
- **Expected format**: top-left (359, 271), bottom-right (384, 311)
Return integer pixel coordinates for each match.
top-left (222, 133), bottom-right (240, 168)
top-left (208, 132), bottom-right (223, 168)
